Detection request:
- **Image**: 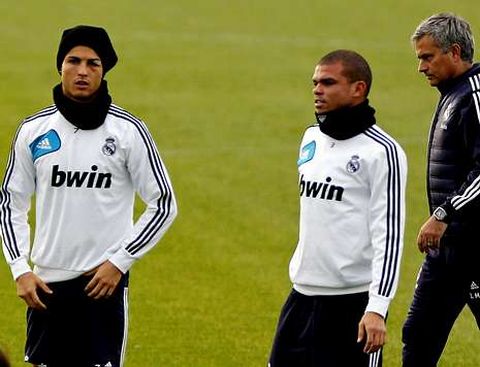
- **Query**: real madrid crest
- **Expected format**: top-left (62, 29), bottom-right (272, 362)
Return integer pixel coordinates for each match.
top-left (102, 137), bottom-right (116, 156)
top-left (346, 155), bottom-right (360, 173)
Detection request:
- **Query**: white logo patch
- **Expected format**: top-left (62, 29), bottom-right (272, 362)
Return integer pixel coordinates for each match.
top-left (102, 137), bottom-right (116, 156)
top-left (346, 155), bottom-right (360, 173)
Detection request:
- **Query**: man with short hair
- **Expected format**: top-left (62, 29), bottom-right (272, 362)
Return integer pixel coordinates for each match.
top-left (403, 12), bottom-right (480, 366)
top-left (0, 25), bottom-right (177, 367)
top-left (268, 50), bottom-right (407, 367)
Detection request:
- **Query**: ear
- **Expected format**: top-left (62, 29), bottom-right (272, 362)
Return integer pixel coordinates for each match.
top-left (351, 80), bottom-right (368, 98)
top-left (449, 43), bottom-right (463, 62)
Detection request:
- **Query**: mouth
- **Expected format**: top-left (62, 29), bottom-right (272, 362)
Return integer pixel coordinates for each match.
top-left (314, 99), bottom-right (325, 108)
top-left (75, 80), bottom-right (89, 88)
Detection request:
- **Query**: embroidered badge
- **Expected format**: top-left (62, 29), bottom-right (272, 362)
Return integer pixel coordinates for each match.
top-left (102, 137), bottom-right (116, 156)
top-left (439, 103), bottom-right (454, 130)
top-left (346, 155), bottom-right (360, 173)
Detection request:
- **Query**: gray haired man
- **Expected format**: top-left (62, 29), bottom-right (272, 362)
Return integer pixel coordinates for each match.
top-left (403, 12), bottom-right (480, 366)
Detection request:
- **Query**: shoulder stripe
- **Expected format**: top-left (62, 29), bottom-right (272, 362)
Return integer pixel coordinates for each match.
top-left (469, 74), bottom-right (480, 91)
top-left (469, 75), bottom-right (480, 124)
top-left (23, 105), bottom-right (58, 124)
top-left (363, 126), bottom-right (403, 298)
top-left (108, 105), bottom-right (173, 255)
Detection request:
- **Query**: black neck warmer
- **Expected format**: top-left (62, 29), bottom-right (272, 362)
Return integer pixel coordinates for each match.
top-left (315, 100), bottom-right (376, 140)
top-left (53, 80), bottom-right (112, 130)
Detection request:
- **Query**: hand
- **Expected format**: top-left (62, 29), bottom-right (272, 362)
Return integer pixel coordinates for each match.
top-left (357, 312), bottom-right (386, 354)
top-left (16, 272), bottom-right (53, 310)
top-left (84, 261), bottom-right (122, 300)
top-left (417, 216), bottom-right (448, 253)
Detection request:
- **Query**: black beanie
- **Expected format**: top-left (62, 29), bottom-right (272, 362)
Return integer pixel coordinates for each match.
top-left (56, 25), bottom-right (118, 74)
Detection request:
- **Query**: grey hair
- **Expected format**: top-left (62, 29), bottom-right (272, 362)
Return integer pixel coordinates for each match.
top-left (411, 13), bottom-right (475, 63)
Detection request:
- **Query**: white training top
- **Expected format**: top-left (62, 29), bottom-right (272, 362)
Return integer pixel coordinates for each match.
top-left (290, 123), bottom-right (407, 317)
top-left (1, 104), bottom-right (177, 282)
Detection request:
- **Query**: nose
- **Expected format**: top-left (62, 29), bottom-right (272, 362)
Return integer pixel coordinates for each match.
top-left (418, 60), bottom-right (427, 73)
top-left (313, 84), bottom-right (323, 95)
top-left (77, 61), bottom-right (88, 75)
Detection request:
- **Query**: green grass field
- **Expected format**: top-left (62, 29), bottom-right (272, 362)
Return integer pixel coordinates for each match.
top-left (1, 1), bottom-right (479, 365)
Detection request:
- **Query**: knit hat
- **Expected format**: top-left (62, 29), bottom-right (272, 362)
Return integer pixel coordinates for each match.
top-left (56, 25), bottom-right (118, 74)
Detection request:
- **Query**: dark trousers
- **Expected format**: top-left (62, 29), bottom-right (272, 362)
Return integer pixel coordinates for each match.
top-left (268, 289), bottom-right (382, 367)
top-left (25, 273), bottom-right (129, 367)
top-left (402, 249), bottom-right (480, 367)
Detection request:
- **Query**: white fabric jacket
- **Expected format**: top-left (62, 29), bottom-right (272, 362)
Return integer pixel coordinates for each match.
top-left (1, 104), bottom-right (177, 282)
top-left (290, 123), bottom-right (407, 317)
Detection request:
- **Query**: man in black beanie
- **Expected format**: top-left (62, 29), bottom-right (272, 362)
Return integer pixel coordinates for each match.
top-left (0, 25), bottom-right (177, 367)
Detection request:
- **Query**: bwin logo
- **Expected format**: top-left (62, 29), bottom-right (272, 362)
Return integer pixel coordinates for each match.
top-left (299, 175), bottom-right (344, 201)
top-left (51, 165), bottom-right (112, 189)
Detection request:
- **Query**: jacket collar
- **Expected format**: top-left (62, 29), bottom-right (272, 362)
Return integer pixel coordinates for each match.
top-left (437, 63), bottom-right (480, 96)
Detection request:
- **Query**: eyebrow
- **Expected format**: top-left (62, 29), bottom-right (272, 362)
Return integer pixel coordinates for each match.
top-left (416, 52), bottom-right (433, 60)
top-left (66, 55), bottom-right (101, 61)
top-left (313, 76), bottom-right (338, 84)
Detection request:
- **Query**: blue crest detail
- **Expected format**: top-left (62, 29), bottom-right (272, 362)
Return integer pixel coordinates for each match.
top-left (29, 129), bottom-right (61, 162)
top-left (297, 140), bottom-right (316, 166)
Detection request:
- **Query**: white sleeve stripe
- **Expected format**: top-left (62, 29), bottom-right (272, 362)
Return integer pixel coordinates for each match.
top-left (1, 108), bottom-right (59, 262)
top-left (0, 125), bottom-right (25, 261)
top-left (0, 105), bottom-right (57, 260)
top-left (364, 126), bottom-right (403, 298)
top-left (108, 106), bottom-right (174, 255)
top-left (451, 173), bottom-right (480, 209)
top-left (449, 79), bottom-right (480, 210)
top-left (109, 106), bottom-right (173, 253)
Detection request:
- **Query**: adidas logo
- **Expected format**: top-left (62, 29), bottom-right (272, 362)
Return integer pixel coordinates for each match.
top-left (471, 281), bottom-right (479, 290)
top-left (37, 138), bottom-right (52, 150)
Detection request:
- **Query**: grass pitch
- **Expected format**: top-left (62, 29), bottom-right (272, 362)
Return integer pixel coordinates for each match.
top-left (0, 1), bottom-right (479, 365)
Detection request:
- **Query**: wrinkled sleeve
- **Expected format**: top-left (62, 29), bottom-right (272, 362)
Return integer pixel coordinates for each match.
top-left (440, 96), bottom-right (480, 218)
top-left (108, 119), bottom-right (177, 273)
top-left (1, 124), bottom-right (36, 280)
top-left (366, 140), bottom-right (407, 317)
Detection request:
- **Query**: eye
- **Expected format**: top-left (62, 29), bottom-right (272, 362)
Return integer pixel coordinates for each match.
top-left (322, 79), bottom-right (336, 86)
top-left (66, 57), bottom-right (81, 64)
top-left (88, 59), bottom-right (102, 67)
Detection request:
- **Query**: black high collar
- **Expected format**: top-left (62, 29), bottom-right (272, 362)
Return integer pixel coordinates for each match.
top-left (315, 100), bottom-right (376, 140)
top-left (53, 80), bottom-right (112, 130)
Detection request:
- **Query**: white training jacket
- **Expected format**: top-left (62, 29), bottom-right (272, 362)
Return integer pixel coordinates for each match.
top-left (290, 123), bottom-right (407, 317)
top-left (0, 104), bottom-right (177, 282)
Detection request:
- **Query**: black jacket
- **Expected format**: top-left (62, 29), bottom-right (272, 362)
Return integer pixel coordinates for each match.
top-left (428, 63), bottom-right (480, 243)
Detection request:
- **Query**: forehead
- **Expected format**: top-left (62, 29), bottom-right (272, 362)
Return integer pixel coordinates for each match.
top-left (415, 35), bottom-right (442, 55)
top-left (64, 45), bottom-right (100, 59)
top-left (313, 62), bottom-right (347, 80)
